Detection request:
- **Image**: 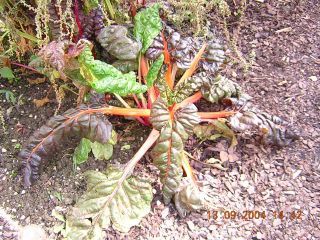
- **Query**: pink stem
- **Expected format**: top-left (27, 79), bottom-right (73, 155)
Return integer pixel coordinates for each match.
top-left (11, 62), bottom-right (43, 75)
top-left (133, 94), bottom-right (143, 108)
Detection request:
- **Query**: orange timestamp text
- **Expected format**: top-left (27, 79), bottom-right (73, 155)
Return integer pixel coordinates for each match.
top-left (207, 210), bottom-right (303, 221)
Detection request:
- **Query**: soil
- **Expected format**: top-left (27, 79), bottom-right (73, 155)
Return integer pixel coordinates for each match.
top-left (0, 0), bottom-right (319, 239)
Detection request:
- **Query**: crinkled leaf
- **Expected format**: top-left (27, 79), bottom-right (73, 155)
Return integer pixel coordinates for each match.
top-left (201, 75), bottom-right (242, 103)
top-left (194, 125), bottom-right (222, 141)
top-left (194, 119), bottom-right (237, 146)
top-left (38, 41), bottom-right (68, 72)
top-left (173, 72), bottom-right (204, 103)
top-left (134, 4), bottom-right (162, 53)
top-left (73, 138), bottom-right (92, 165)
top-left (150, 98), bottom-right (200, 203)
top-left (65, 166), bottom-right (152, 238)
top-left (65, 69), bottom-right (89, 86)
top-left (112, 60), bottom-right (138, 73)
top-left (146, 26), bottom-right (225, 72)
top-left (0, 67), bottom-right (15, 79)
top-left (78, 131), bottom-right (116, 161)
top-left (155, 76), bottom-right (174, 105)
top-left (213, 119), bottom-right (238, 147)
top-left (151, 123), bottom-right (184, 204)
top-left (97, 25), bottom-right (141, 60)
top-left (19, 105), bottom-right (112, 187)
top-left (174, 179), bottom-right (204, 217)
top-left (91, 142), bottom-right (113, 161)
top-left (201, 40), bottom-right (226, 73)
top-left (229, 105), bottom-right (299, 147)
top-left (78, 45), bottom-right (147, 96)
top-left (146, 54), bottom-right (164, 87)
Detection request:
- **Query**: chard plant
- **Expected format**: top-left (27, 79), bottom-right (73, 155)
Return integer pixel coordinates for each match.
top-left (18, 3), bottom-right (298, 239)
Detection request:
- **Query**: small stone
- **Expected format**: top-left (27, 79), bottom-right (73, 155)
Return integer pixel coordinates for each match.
top-left (20, 215), bottom-right (26, 220)
top-left (152, 188), bottom-right (157, 194)
top-left (21, 190), bottom-right (26, 195)
top-left (1, 148), bottom-right (7, 153)
top-left (161, 207), bottom-right (170, 219)
top-left (308, 76), bottom-right (317, 81)
top-left (28, 114), bottom-right (33, 118)
top-left (11, 139), bottom-right (18, 143)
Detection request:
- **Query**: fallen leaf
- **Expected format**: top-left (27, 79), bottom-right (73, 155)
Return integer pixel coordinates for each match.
top-left (33, 97), bottom-right (50, 107)
top-left (27, 77), bottom-right (47, 85)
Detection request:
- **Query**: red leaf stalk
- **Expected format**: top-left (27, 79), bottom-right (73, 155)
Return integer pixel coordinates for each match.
top-left (74, 0), bottom-right (83, 41)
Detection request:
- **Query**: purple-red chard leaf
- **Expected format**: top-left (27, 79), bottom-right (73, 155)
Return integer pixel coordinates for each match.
top-left (97, 25), bottom-right (141, 60)
top-left (38, 41), bottom-right (69, 72)
top-left (150, 98), bottom-right (200, 203)
top-left (227, 97), bottom-right (299, 147)
top-left (201, 75), bottom-right (242, 103)
top-left (19, 105), bottom-right (112, 187)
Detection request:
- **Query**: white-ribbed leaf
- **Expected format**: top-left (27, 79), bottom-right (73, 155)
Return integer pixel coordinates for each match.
top-left (65, 166), bottom-right (152, 239)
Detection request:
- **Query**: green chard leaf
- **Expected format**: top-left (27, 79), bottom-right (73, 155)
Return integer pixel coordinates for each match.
top-left (150, 98), bottom-right (200, 203)
top-left (134, 4), bottom-right (162, 53)
top-left (78, 45), bottom-right (147, 96)
top-left (91, 130), bottom-right (117, 161)
top-left (91, 142), bottom-right (113, 160)
top-left (146, 54), bottom-right (164, 87)
top-left (74, 130), bottom-right (117, 163)
top-left (73, 138), bottom-right (92, 165)
top-left (65, 166), bottom-right (152, 238)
